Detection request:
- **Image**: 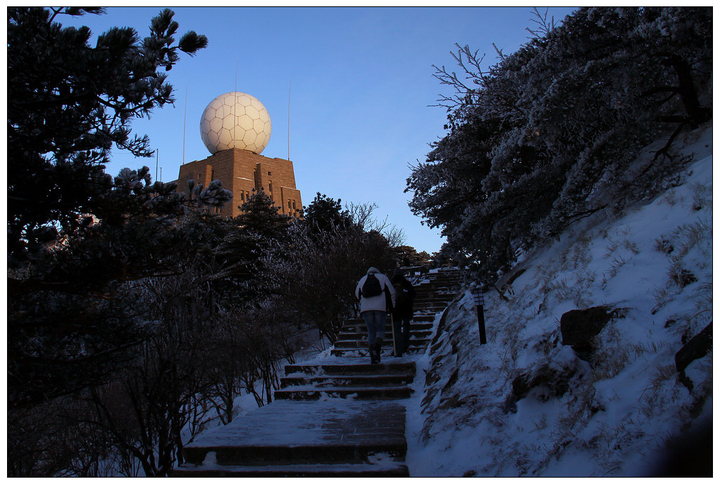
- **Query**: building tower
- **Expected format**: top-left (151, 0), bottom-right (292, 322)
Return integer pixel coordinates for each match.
top-left (176, 91), bottom-right (302, 218)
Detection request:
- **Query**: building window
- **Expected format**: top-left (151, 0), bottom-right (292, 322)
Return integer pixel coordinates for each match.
top-left (268, 171), bottom-right (272, 176)
top-left (269, 182), bottom-right (273, 192)
top-left (293, 201), bottom-right (296, 210)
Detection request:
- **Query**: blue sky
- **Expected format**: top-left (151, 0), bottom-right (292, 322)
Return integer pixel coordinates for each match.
top-left (61, 6), bottom-right (576, 254)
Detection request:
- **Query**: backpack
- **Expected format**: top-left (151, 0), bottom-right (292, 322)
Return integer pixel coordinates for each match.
top-left (362, 273), bottom-right (383, 298)
top-left (394, 283), bottom-right (409, 306)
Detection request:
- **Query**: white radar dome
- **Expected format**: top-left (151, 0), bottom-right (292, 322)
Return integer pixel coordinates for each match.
top-left (200, 92), bottom-right (272, 155)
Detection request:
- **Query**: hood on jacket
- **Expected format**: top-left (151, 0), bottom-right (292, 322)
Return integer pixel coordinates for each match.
top-left (366, 267), bottom-right (380, 275)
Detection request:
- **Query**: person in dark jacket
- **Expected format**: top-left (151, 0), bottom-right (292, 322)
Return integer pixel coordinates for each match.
top-left (391, 269), bottom-right (416, 357)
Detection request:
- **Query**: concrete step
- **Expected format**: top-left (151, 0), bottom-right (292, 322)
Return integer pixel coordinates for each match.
top-left (414, 281), bottom-right (461, 289)
top-left (330, 348), bottom-right (425, 357)
top-left (333, 338), bottom-right (431, 349)
top-left (284, 361), bottom-right (416, 376)
top-left (173, 461), bottom-right (409, 477)
top-left (280, 373), bottom-right (414, 389)
top-left (414, 302), bottom-right (454, 309)
top-left (274, 385), bottom-right (412, 401)
top-left (337, 324), bottom-right (433, 335)
top-left (337, 330), bottom-right (433, 341)
top-left (414, 289), bottom-right (458, 297)
top-left (414, 302), bottom-right (452, 310)
top-left (340, 321), bottom-right (433, 332)
top-left (413, 314), bottom-right (437, 322)
top-left (179, 400), bottom-right (408, 467)
top-left (340, 322), bottom-right (434, 332)
top-left (414, 297), bottom-right (456, 306)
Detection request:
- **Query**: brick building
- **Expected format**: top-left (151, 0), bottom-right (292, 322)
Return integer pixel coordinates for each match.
top-left (176, 148), bottom-right (303, 219)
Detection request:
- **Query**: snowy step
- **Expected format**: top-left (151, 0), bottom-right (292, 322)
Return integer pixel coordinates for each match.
top-left (415, 300), bottom-right (452, 307)
top-left (341, 318), bottom-right (364, 326)
top-left (414, 302), bottom-right (454, 309)
top-left (339, 324), bottom-right (433, 333)
top-left (414, 303), bottom-right (452, 311)
top-left (415, 283), bottom-right (458, 290)
top-left (342, 319), bottom-right (434, 329)
top-left (336, 326), bottom-right (432, 337)
top-left (414, 300), bottom-right (455, 308)
top-left (415, 291), bottom-right (457, 299)
top-left (280, 373), bottom-right (414, 388)
top-left (284, 361), bottom-right (416, 376)
top-left (341, 320), bottom-right (434, 328)
top-left (412, 314), bottom-right (437, 322)
top-left (330, 348), bottom-right (425, 357)
top-left (172, 461), bottom-right (409, 477)
top-left (179, 400), bottom-right (408, 468)
top-left (333, 338), bottom-right (431, 349)
top-left (337, 329), bottom-right (433, 341)
top-left (339, 323), bottom-right (434, 337)
top-left (274, 385), bottom-right (413, 400)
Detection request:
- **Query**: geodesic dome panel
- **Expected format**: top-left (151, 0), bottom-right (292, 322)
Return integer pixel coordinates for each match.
top-left (200, 92), bottom-right (272, 154)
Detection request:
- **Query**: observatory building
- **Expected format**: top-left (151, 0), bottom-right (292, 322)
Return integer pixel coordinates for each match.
top-left (176, 91), bottom-right (302, 218)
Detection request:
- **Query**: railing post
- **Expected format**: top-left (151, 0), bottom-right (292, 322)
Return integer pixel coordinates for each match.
top-left (472, 283), bottom-right (487, 344)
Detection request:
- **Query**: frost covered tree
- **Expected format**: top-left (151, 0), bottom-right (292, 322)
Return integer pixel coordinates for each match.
top-left (407, 7), bottom-right (712, 283)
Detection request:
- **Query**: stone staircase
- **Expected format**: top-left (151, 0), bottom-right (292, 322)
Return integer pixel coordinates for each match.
top-left (173, 267), bottom-right (462, 477)
top-left (329, 317), bottom-right (434, 358)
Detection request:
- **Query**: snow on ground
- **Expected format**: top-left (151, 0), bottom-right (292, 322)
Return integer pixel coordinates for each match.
top-left (403, 124), bottom-right (712, 477)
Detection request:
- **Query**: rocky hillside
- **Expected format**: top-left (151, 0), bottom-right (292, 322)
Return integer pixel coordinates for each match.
top-left (405, 123), bottom-right (713, 477)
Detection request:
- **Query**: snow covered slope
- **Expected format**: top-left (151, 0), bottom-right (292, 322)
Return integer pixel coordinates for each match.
top-left (405, 124), bottom-right (712, 477)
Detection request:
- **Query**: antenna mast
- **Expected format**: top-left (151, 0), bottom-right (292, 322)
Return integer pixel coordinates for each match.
top-left (234, 59), bottom-right (239, 150)
top-left (288, 78), bottom-right (291, 161)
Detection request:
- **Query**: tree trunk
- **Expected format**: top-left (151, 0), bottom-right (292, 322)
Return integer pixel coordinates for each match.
top-left (666, 54), bottom-right (711, 127)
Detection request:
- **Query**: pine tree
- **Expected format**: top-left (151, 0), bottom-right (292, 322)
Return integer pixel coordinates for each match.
top-left (236, 189), bottom-right (292, 240)
top-left (8, 7), bottom-right (208, 262)
top-left (7, 7), bottom-right (209, 409)
top-left (302, 192), bottom-right (353, 237)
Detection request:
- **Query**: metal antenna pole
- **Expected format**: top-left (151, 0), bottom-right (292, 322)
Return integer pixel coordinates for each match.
top-left (234, 59), bottom-right (239, 148)
top-left (288, 78), bottom-right (291, 161)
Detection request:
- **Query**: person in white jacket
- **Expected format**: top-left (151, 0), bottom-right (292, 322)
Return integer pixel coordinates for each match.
top-left (355, 267), bottom-right (395, 364)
